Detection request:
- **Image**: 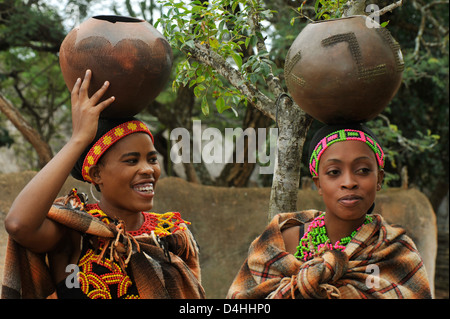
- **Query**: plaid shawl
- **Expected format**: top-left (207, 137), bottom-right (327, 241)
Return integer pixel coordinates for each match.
top-left (1, 211), bottom-right (205, 299)
top-left (227, 210), bottom-right (432, 299)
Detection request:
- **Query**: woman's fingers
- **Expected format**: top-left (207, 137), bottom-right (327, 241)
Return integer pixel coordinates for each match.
top-left (96, 95), bottom-right (116, 113)
top-left (79, 69), bottom-right (92, 97)
top-left (90, 80), bottom-right (112, 105)
top-left (89, 80), bottom-right (115, 114)
top-left (70, 69), bottom-right (114, 115)
top-left (70, 77), bottom-right (81, 105)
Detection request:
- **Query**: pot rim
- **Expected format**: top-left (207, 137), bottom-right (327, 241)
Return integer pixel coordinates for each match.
top-left (92, 15), bottom-right (144, 23)
top-left (310, 14), bottom-right (367, 24)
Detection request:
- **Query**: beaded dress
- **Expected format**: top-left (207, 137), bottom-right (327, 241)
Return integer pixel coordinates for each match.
top-left (56, 203), bottom-right (187, 299)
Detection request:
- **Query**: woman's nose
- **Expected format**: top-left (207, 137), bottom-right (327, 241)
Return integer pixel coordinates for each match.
top-left (341, 171), bottom-right (358, 189)
top-left (139, 161), bottom-right (155, 175)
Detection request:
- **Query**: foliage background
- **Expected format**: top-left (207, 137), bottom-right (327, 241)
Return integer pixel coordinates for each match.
top-left (0, 0), bottom-right (448, 212)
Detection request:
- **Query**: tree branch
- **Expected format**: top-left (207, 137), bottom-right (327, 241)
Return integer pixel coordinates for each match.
top-left (343, 0), bottom-right (367, 17)
top-left (182, 41), bottom-right (276, 121)
top-left (411, 0), bottom-right (449, 60)
top-left (248, 1), bottom-right (284, 97)
top-left (0, 93), bottom-right (53, 168)
top-left (375, 0), bottom-right (403, 16)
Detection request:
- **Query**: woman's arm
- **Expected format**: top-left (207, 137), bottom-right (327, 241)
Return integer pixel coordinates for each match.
top-left (4, 70), bottom-right (114, 253)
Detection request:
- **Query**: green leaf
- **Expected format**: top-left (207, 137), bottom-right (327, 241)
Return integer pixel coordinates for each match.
top-left (232, 52), bottom-right (243, 69)
top-left (245, 36), bottom-right (251, 49)
top-left (218, 20), bottom-right (226, 32)
top-left (184, 39), bottom-right (195, 49)
top-left (260, 61), bottom-right (270, 76)
top-left (216, 96), bottom-right (229, 113)
top-left (189, 79), bottom-right (197, 88)
top-left (209, 37), bottom-right (220, 49)
top-left (193, 84), bottom-right (206, 97)
top-left (232, 1), bottom-right (239, 13)
top-left (314, 0), bottom-right (320, 14)
top-left (389, 124), bottom-right (398, 132)
top-left (201, 96), bottom-right (210, 116)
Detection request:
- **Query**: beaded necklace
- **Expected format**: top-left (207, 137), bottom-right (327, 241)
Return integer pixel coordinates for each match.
top-left (294, 212), bottom-right (373, 262)
top-left (86, 203), bottom-right (189, 237)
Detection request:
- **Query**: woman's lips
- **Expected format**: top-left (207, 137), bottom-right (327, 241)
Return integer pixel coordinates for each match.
top-left (338, 195), bottom-right (363, 206)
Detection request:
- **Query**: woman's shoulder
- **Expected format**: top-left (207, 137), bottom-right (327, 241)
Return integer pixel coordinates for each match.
top-left (278, 210), bottom-right (321, 255)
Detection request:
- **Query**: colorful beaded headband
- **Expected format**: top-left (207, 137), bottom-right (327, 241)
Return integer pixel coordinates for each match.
top-left (82, 120), bottom-right (154, 182)
top-left (309, 129), bottom-right (384, 177)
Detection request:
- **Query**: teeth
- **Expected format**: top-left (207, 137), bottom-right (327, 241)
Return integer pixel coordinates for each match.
top-left (134, 183), bottom-right (154, 193)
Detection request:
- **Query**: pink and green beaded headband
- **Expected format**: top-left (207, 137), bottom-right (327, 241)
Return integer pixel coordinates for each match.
top-left (309, 129), bottom-right (385, 177)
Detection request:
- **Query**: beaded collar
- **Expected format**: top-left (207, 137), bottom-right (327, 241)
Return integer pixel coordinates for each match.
top-left (294, 212), bottom-right (373, 261)
top-left (85, 203), bottom-right (188, 237)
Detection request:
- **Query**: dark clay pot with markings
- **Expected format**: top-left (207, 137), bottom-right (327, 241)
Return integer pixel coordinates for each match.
top-left (59, 15), bottom-right (173, 118)
top-left (284, 15), bottom-right (404, 124)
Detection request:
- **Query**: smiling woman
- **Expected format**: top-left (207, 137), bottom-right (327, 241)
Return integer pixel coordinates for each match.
top-left (2, 70), bottom-right (205, 299)
top-left (87, 132), bottom-right (160, 223)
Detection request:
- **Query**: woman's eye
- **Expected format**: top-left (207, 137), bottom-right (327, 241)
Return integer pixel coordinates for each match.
top-left (326, 169), bottom-right (340, 176)
top-left (124, 158), bottom-right (138, 164)
top-left (356, 167), bottom-right (372, 174)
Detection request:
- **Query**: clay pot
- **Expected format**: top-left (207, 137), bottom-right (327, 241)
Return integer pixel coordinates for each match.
top-left (59, 15), bottom-right (173, 118)
top-left (284, 15), bottom-right (404, 124)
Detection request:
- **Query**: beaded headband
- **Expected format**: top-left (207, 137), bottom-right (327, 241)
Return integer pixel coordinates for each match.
top-left (82, 120), bottom-right (154, 182)
top-left (309, 129), bottom-right (384, 177)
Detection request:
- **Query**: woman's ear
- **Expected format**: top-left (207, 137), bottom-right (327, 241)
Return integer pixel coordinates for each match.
top-left (377, 169), bottom-right (385, 191)
top-left (313, 176), bottom-right (323, 196)
top-left (88, 165), bottom-right (102, 186)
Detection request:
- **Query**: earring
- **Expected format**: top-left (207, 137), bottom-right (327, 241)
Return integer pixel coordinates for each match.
top-left (90, 183), bottom-right (99, 202)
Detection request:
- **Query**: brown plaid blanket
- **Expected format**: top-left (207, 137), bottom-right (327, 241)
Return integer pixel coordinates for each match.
top-left (227, 210), bottom-right (432, 299)
top-left (1, 211), bottom-right (205, 299)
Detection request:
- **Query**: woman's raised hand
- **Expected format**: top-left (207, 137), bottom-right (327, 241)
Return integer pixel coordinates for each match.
top-left (70, 69), bottom-right (115, 144)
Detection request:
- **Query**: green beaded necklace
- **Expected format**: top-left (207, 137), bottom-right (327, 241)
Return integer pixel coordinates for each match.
top-left (294, 213), bottom-right (373, 261)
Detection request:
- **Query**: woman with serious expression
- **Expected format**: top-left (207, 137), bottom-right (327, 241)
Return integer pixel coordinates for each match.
top-left (312, 140), bottom-right (384, 245)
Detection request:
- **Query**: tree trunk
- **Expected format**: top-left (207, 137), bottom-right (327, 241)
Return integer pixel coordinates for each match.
top-left (268, 96), bottom-right (313, 221)
top-left (182, 41), bottom-right (314, 219)
top-left (0, 93), bottom-right (53, 168)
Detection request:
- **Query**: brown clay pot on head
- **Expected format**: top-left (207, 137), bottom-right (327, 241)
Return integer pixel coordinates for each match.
top-left (284, 15), bottom-right (404, 124)
top-left (59, 15), bottom-right (173, 118)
